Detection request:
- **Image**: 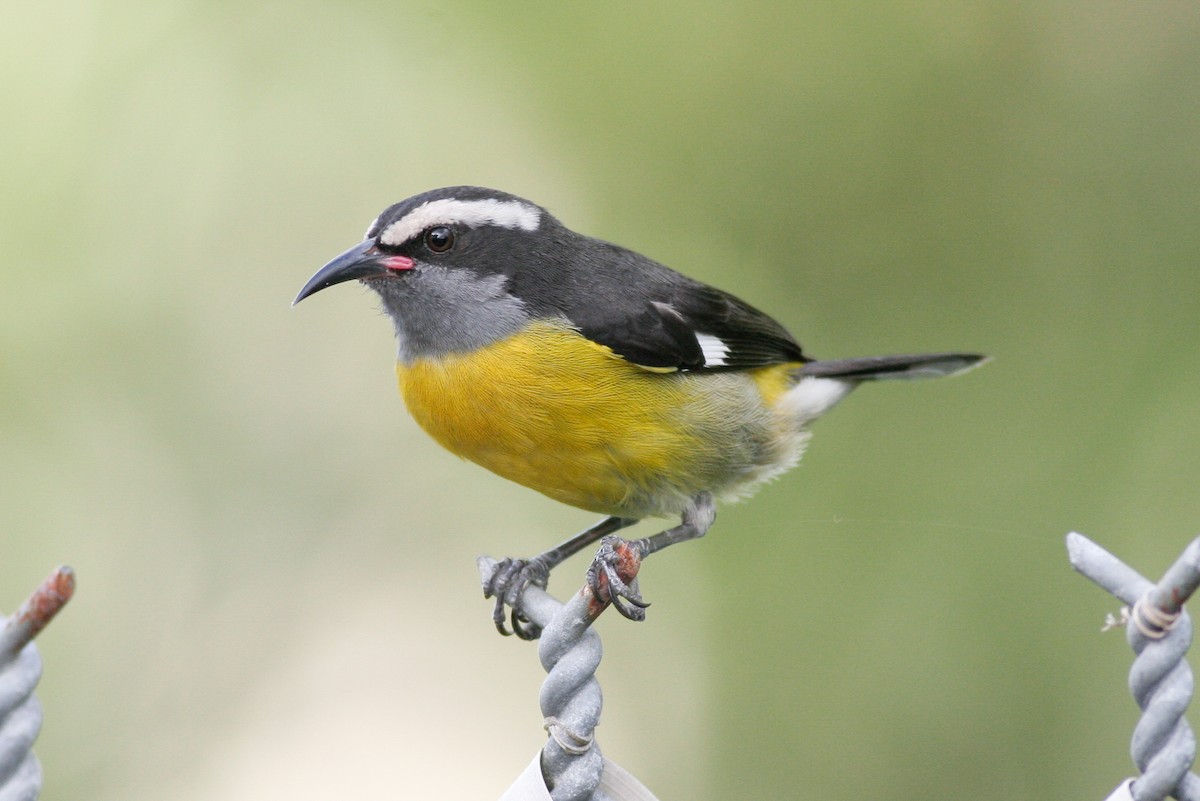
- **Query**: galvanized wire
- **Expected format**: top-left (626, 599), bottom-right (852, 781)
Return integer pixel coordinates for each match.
top-left (0, 567), bottom-right (75, 801)
top-left (1068, 532), bottom-right (1200, 801)
top-left (0, 644), bottom-right (41, 801)
top-left (481, 538), bottom-right (648, 801)
top-left (525, 584), bottom-right (608, 801)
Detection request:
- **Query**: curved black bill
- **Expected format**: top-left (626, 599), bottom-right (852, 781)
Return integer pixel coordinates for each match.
top-left (293, 240), bottom-right (389, 305)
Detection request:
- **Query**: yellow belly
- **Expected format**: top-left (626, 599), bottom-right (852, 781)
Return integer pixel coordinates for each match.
top-left (397, 320), bottom-right (801, 517)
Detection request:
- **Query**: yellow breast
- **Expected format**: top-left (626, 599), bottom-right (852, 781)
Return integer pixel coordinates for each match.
top-left (397, 319), bottom-right (800, 517)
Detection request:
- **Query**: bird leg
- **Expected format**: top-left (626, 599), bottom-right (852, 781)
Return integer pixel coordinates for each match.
top-left (588, 493), bottom-right (716, 621)
top-left (483, 514), bottom-right (638, 639)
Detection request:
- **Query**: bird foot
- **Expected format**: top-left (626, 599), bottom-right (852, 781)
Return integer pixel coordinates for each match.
top-left (586, 536), bottom-right (650, 621)
top-left (482, 556), bottom-right (551, 639)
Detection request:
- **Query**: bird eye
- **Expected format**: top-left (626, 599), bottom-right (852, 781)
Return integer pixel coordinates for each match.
top-left (424, 226), bottom-right (455, 253)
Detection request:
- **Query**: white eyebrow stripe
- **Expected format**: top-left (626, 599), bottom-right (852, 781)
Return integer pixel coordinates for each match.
top-left (696, 333), bottom-right (730, 366)
top-left (378, 198), bottom-right (541, 246)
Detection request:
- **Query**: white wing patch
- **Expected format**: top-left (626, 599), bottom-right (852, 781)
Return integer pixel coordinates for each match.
top-left (379, 198), bottom-right (541, 247)
top-left (696, 333), bottom-right (730, 367)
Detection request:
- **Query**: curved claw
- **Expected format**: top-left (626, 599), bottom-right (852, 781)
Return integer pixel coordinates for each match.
top-left (587, 536), bottom-right (650, 621)
top-left (603, 566), bottom-right (649, 621)
top-left (610, 590), bottom-right (649, 621)
top-left (511, 609), bottom-right (542, 640)
top-left (492, 596), bottom-right (514, 637)
top-left (483, 556), bottom-right (550, 639)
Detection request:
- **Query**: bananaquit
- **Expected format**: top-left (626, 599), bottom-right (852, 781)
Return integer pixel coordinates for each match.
top-left (295, 186), bottom-right (985, 637)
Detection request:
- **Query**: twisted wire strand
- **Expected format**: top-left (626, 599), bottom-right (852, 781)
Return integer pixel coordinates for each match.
top-left (0, 645), bottom-right (42, 801)
top-left (1068, 533), bottom-right (1200, 801)
top-left (0, 567), bottom-right (74, 801)
top-left (480, 545), bottom-right (642, 801)
top-left (538, 596), bottom-right (607, 801)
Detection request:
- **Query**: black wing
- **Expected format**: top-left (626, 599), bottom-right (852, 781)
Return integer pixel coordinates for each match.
top-left (568, 279), bottom-right (808, 372)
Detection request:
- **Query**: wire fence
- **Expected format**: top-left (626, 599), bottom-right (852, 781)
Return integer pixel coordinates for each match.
top-left (8, 533), bottom-right (1200, 799)
top-left (485, 529), bottom-right (1200, 801)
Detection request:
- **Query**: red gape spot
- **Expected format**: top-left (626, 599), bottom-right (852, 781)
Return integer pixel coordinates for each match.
top-left (383, 255), bottom-right (415, 272)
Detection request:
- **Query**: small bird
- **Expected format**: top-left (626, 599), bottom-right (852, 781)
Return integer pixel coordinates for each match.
top-left (295, 186), bottom-right (985, 637)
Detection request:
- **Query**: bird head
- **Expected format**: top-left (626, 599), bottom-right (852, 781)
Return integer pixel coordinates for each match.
top-left (295, 186), bottom-right (555, 360)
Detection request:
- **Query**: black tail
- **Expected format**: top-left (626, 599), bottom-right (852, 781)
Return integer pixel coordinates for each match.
top-left (800, 352), bottom-right (988, 381)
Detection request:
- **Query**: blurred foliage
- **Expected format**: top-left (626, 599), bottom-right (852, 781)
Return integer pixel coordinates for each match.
top-left (2, 1), bottom-right (1199, 799)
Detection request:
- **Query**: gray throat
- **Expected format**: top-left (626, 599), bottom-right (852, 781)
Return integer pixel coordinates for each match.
top-left (368, 265), bottom-right (531, 362)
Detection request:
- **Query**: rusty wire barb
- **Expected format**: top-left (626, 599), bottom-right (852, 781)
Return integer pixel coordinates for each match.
top-left (1068, 532), bottom-right (1200, 801)
top-left (0, 567), bottom-right (75, 801)
top-left (481, 538), bottom-right (656, 801)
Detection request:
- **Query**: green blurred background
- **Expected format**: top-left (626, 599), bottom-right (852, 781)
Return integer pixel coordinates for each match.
top-left (3, 2), bottom-right (1199, 799)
